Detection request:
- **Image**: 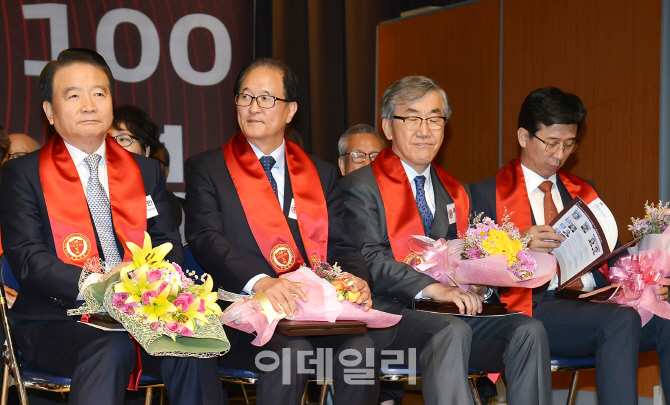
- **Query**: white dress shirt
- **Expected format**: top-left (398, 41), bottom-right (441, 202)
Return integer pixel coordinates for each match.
top-left (521, 164), bottom-right (595, 291)
top-left (64, 140), bottom-right (109, 198)
top-left (243, 140), bottom-right (287, 294)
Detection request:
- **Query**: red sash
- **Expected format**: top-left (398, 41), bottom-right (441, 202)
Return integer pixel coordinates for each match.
top-left (370, 147), bottom-right (469, 262)
top-left (39, 135), bottom-right (147, 267)
top-left (222, 133), bottom-right (329, 274)
top-left (495, 158), bottom-right (599, 315)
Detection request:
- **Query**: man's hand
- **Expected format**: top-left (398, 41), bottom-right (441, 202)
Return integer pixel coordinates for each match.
top-left (252, 277), bottom-right (308, 318)
top-left (523, 225), bottom-right (565, 253)
top-left (344, 272), bottom-right (373, 311)
top-left (99, 261), bottom-right (132, 282)
top-left (468, 284), bottom-right (488, 296)
top-left (656, 286), bottom-right (669, 302)
top-left (422, 283), bottom-right (483, 315)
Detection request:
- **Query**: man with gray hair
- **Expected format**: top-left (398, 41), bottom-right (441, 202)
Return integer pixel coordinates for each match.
top-left (338, 124), bottom-right (386, 176)
top-left (340, 75), bottom-right (551, 404)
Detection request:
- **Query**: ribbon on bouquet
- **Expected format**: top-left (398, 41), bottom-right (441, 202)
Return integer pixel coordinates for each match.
top-left (406, 236), bottom-right (469, 290)
top-left (579, 250), bottom-right (670, 326)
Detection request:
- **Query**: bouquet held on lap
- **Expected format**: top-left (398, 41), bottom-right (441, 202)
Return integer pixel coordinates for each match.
top-left (68, 232), bottom-right (229, 357)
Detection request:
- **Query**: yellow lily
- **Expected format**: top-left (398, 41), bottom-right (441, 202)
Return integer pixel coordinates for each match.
top-left (126, 232), bottom-right (175, 272)
top-left (187, 274), bottom-right (222, 317)
top-left (135, 284), bottom-right (178, 324)
top-left (179, 298), bottom-right (210, 332)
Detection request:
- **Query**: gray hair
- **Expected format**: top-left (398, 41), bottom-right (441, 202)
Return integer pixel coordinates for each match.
top-left (380, 76), bottom-right (451, 121)
top-left (337, 124), bottom-right (387, 155)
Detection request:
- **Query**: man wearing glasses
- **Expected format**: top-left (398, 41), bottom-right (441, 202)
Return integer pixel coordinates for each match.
top-left (184, 58), bottom-right (379, 405)
top-left (341, 76), bottom-right (551, 404)
top-left (2, 133), bottom-right (41, 163)
top-left (470, 87), bottom-right (670, 404)
top-left (337, 124), bottom-right (386, 176)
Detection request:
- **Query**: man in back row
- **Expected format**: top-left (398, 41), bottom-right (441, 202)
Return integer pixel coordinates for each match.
top-left (341, 75), bottom-right (551, 404)
top-left (338, 124), bottom-right (386, 176)
top-left (470, 86), bottom-right (670, 404)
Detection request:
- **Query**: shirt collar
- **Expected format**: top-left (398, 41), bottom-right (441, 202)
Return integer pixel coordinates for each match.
top-left (248, 139), bottom-right (285, 175)
top-left (521, 163), bottom-right (557, 194)
top-left (400, 160), bottom-right (432, 188)
top-left (63, 139), bottom-right (107, 168)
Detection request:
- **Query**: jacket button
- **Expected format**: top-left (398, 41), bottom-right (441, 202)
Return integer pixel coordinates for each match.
top-left (532, 302), bottom-right (537, 308)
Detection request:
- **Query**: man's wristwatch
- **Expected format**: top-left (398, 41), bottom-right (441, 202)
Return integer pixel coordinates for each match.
top-left (482, 287), bottom-right (494, 301)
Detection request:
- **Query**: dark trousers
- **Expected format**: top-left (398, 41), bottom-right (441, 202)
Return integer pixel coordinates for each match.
top-left (368, 308), bottom-right (551, 405)
top-left (220, 326), bottom-right (380, 405)
top-left (11, 319), bottom-right (224, 405)
top-left (534, 293), bottom-right (643, 405)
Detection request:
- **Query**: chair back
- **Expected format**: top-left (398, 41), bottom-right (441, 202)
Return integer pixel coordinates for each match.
top-left (0, 256), bottom-right (19, 292)
top-left (184, 245), bottom-right (205, 278)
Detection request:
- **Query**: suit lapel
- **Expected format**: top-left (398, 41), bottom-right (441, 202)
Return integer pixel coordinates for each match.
top-left (429, 168), bottom-right (457, 240)
top-left (283, 162), bottom-right (309, 261)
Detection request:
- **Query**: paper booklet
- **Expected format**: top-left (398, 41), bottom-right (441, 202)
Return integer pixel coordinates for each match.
top-left (549, 196), bottom-right (632, 290)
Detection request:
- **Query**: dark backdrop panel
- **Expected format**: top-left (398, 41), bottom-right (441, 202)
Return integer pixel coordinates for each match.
top-left (0, 0), bottom-right (254, 191)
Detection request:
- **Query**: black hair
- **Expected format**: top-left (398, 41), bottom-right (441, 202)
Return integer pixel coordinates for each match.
top-left (233, 58), bottom-right (298, 102)
top-left (112, 105), bottom-right (160, 156)
top-left (39, 48), bottom-right (115, 103)
top-left (517, 87), bottom-right (587, 135)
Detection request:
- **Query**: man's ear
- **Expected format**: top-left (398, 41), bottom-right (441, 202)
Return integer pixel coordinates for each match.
top-left (381, 118), bottom-right (393, 141)
top-left (518, 127), bottom-right (529, 148)
top-left (43, 101), bottom-right (54, 125)
top-left (338, 156), bottom-right (346, 177)
top-left (286, 102), bottom-right (298, 123)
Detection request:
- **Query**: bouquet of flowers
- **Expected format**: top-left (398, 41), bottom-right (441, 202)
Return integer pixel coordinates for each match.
top-left (220, 262), bottom-right (402, 347)
top-left (69, 233), bottom-right (229, 357)
top-left (408, 213), bottom-right (556, 290)
top-left (579, 201), bottom-right (670, 326)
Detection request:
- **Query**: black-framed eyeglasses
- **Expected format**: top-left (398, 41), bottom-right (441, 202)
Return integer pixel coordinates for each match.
top-left (341, 151), bottom-right (379, 163)
top-left (235, 93), bottom-right (289, 109)
top-left (6, 152), bottom-right (28, 160)
top-left (112, 134), bottom-right (138, 148)
top-left (393, 115), bottom-right (447, 131)
top-left (531, 133), bottom-right (579, 154)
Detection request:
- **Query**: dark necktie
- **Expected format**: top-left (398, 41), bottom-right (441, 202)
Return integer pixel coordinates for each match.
top-left (538, 180), bottom-right (583, 289)
top-left (414, 175), bottom-right (433, 236)
top-left (84, 154), bottom-right (122, 269)
top-left (260, 155), bottom-right (278, 198)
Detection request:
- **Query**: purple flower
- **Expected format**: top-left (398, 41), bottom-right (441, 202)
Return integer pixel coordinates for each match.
top-left (142, 290), bottom-right (158, 305)
top-left (174, 293), bottom-right (195, 312)
top-left (147, 269), bottom-right (162, 283)
top-left (113, 292), bottom-right (129, 309)
top-left (123, 302), bottom-right (139, 315)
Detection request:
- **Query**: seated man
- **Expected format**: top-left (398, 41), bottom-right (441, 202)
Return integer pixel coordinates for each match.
top-left (184, 58), bottom-right (379, 405)
top-left (337, 124), bottom-right (386, 176)
top-left (0, 48), bottom-right (222, 405)
top-left (340, 75), bottom-right (551, 405)
top-left (470, 86), bottom-right (670, 405)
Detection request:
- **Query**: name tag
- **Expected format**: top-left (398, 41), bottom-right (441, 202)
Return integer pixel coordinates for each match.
top-left (288, 198), bottom-right (297, 220)
top-left (446, 203), bottom-right (456, 225)
top-left (146, 195), bottom-right (159, 219)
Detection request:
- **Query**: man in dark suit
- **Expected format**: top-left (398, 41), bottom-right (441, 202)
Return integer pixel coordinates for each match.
top-left (0, 48), bottom-right (222, 405)
top-left (470, 86), bottom-right (670, 404)
top-left (340, 76), bottom-right (551, 405)
top-left (184, 58), bottom-right (379, 405)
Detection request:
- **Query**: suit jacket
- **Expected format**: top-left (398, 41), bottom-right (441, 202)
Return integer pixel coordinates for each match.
top-left (184, 146), bottom-right (369, 294)
top-left (0, 149), bottom-right (183, 320)
top-left (469, 173), bottom-right (610, 306)
top-left (339, 164), bottom-right (472, 314)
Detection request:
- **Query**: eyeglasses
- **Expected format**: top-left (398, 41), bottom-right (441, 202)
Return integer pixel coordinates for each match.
top-left (341, 151), bottom-right (379, 163)
top-left (6, 152), bottom-right (27, 160)
top-left (393, 115), bottom-right (447, 131)
top-left (235, 93), bottom-right (289, 109)
top-left (531, 133), bottom-right (579, 154)
top-left (112, 134), bottom-right (138, 148)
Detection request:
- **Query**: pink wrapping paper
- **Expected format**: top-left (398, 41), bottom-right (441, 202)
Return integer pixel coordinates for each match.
top-left (220, 267), bottom-right (401, 346)
top-left (409, 237), bottom-right (556, 290)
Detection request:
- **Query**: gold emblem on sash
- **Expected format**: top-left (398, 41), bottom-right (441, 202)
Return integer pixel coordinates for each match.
top-left (403, 252), bottom-right (424, 266)
top-left (310, 255), bottom-right (320, 268)
top-left (63, 233), bottom-right (91, 261)
top-left (270, 244), bottom-right (295, 271)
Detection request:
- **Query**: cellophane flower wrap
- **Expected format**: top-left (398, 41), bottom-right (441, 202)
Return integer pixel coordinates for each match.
top-left (579, 201), bottom-right (670, 326)
top-left (407, 213), bottom-right (556, 290)
top-left (68, 232), bottom-right (229, 357)
top-left (219, 262), bottom-right (401, 347)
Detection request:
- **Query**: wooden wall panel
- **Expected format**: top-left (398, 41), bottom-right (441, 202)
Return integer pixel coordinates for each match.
top-left (502, 0), bottom-right (663, 243)
top-left (377, 0), bottom-right (500, 184)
